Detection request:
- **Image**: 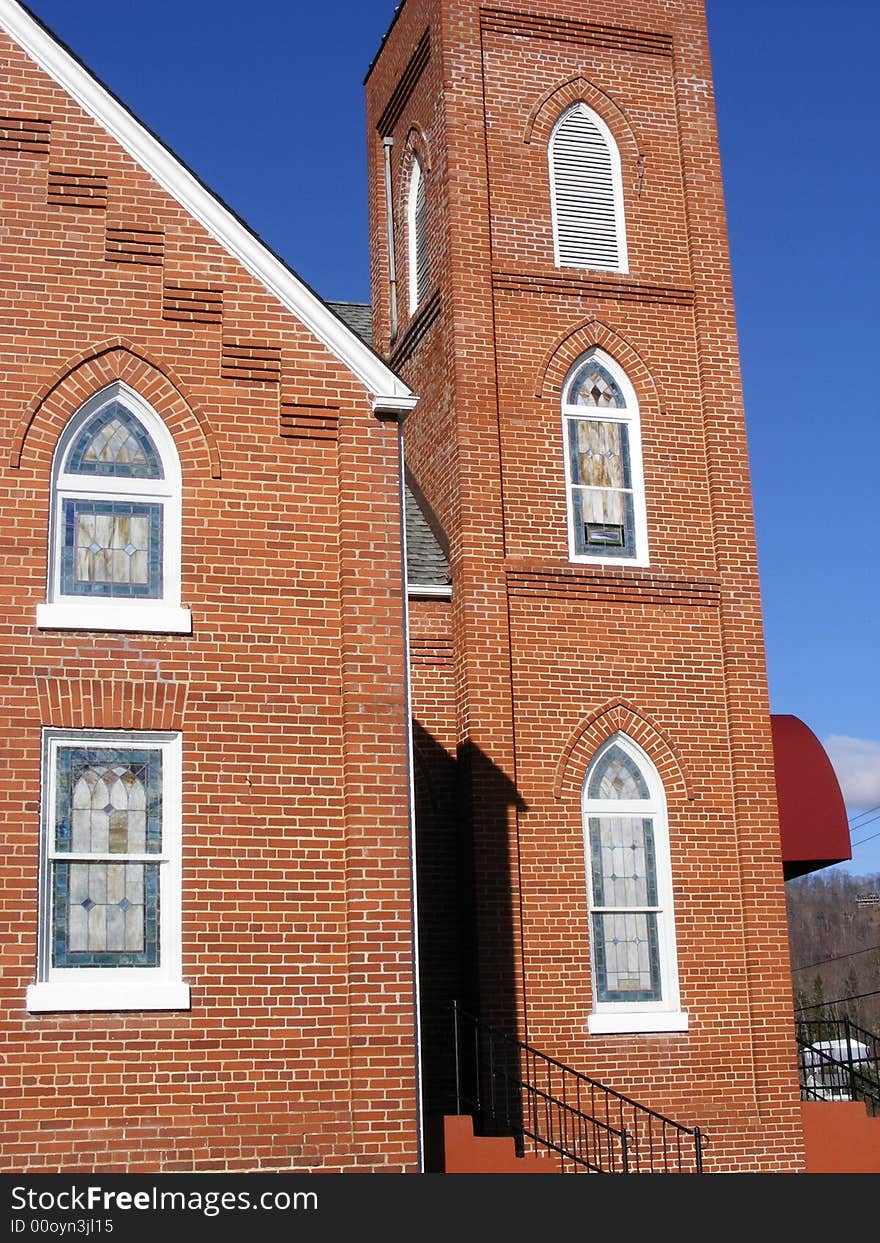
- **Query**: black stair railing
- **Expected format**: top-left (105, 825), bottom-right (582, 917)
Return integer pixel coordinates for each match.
top-left (452, 1002), bottom-right (703, 1173)
top-left (796, 1017), bottom-right (880, 1116)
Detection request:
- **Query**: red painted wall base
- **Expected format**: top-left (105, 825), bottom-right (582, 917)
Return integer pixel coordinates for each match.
top-left (801, 1102), bottom-right (880, 1173)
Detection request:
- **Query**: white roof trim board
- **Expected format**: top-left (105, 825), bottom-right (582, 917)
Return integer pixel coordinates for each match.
top-left (0, 0), bottom-right (416, 418)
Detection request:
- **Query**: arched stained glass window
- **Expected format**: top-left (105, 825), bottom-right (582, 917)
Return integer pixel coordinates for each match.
top-left (549, 103), bottom-right (628, 273)
top-left (583, 735), bottom-right (685, 1032)
top-left (562, 350), bottom-right (648, 564)
top-left (38, 382), bottom-right (190, 634)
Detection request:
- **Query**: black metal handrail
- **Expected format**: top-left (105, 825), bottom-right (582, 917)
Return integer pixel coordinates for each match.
top-left (452, 1002), bottom-right (703, 1173)
top-left (796, 1019), bottom-right (880, 1117)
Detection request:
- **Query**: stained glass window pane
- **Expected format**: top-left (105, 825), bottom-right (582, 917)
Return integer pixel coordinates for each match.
top-left (61, 500), bottom-right (162, 598)
top-left (567, 360), bottom-right (625, 409)
top-left (587, 746), bottom-right (650, 800)
top-left (53, 861), bottom-right (159, 967)
top-left (67, 403), bottom-right (163, 479)
top-left (52, 748), bottom-right (162, 969)
top-left (589, 816), bottom-right (657, 907)
top-left (55, 750), bottom-right (161, 854)
top-left (567, 419), bottom-right (631, 489)
top-left (592, 910), bottom-right (661, 1002)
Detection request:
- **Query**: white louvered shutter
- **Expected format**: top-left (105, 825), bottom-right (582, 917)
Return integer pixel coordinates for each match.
top-left (550, 105), bottom-right (624, 272)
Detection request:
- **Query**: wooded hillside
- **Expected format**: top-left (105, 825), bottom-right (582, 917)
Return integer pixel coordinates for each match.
top-left (786, 870), bottom-right (880, 1034)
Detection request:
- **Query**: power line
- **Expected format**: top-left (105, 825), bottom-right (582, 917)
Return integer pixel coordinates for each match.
top-left (793, 943), bottom-right (880, 972)
top-left (851, 827), bottom-right (880, 848)
top-left (848, 803), bottom-right (880, 827)
top-left (795, 988), bottom-right (880, 1012)
top-left (850, 811), bottom-right (880, 835)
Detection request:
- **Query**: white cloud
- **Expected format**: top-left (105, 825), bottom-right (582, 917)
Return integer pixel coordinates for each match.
top-left (823, 735), bottom-right (880, 809)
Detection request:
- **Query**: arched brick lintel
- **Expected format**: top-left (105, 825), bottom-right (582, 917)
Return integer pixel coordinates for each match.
top-left (11, 339), bottom-right (222, 478)
top-left (35, 677), bottom-right (190, 732)
top-left (524, 74), bottom-right (642, 167)
top-left (553, 699), bottom-right (692, 803)
top-left (535, 317), bottom-right (661, 409)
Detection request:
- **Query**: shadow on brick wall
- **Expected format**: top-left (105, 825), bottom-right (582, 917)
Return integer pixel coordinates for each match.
top-left (412, 720), bottom-right (527, 1170)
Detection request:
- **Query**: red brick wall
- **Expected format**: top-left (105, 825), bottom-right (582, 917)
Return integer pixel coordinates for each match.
top-left (368, 0), bottom-right (805, 1171)
top-left (0, 31), bottom-right (418, 1172)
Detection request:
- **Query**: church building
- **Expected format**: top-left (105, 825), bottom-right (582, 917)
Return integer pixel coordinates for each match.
top-left (0, 0), bottom-right (854, 1174)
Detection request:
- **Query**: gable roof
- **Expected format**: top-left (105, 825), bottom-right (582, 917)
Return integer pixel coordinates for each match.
top-left (0, 0), bottom-right (416, 420)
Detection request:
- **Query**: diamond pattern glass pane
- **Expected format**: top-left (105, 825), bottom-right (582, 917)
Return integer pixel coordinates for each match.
top-left (592, 910), bottom-right (661, 1002)
top-left (589, 816), bottom-right (657, 907)
top-left (53, 861), bottom-right (159, 967)
top-left (67, 402), bottom-right (162, 479)
top-left (587, 746), bottom-right (649, 800)
top-left (61, 500), bottom-right (162, 598)
top-left (567, 360), bottom-right (625, 409)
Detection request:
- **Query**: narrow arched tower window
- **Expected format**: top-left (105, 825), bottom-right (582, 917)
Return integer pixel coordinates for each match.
top-left (407, 154), bottom-right (429, 312)
top-left (549, 103), bottom-right (628, 273)
top-left (584, 735), bottom-right (685, 1033)
top-left (562, 350), bottom-right (648, 564)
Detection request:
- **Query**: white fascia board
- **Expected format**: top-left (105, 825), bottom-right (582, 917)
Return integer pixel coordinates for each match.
top-left (0, 0), bottom-right (414, 415)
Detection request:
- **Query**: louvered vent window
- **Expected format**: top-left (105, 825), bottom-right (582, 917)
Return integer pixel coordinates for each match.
top-left (408, 156), bottom-right (429, 312)
top-left (549, 104), bottom-right (627, 273)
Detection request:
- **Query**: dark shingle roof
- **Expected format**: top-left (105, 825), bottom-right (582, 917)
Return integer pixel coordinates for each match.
top-left (405, 484), bottom-right (451, 589)
top-left (325, 299), bottom-right (450, 592)
top-left (327, 301), bottom-right (374, 346)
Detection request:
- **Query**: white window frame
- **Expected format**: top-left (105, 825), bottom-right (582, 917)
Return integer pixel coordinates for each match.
top-left (27, 729), bottom-right (189, 1013)
top-left (407, 154), bottom-right (428, 313)
top-left (36, 382), bottom-right (191, 634)
top-left (549, 102), bottom-right (628, 274)
top-left (583, 734), bottom-right (686, 1034)
top-left (561, 349), bottom-right (649, 567)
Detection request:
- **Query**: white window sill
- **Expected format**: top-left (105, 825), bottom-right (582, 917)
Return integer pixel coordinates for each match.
top-left (26, 981), bottom-right (191, 1013)
top-left (36, 602), bottom-right (192, 634)
top-left (589, 1010), bottom-right (689, 1035)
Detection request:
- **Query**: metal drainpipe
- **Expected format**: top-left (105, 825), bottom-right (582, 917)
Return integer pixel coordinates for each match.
top-left (383, 137), bottom-right (399, 344)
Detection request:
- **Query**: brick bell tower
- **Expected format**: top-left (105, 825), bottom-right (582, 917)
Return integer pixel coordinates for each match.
top-left (366, 0), bottom-right (806, 1171)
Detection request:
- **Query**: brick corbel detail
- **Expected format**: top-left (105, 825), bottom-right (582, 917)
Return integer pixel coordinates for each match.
top-left (35, 677), bottom-right (189, 732)
top-left (553, 698), bottom-right (691, 802)
top-left (11, 338), bottom-right (221, 478)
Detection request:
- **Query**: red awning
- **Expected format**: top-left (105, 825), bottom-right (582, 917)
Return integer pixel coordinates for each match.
top-left (771, 714), bottom-right (851, 879)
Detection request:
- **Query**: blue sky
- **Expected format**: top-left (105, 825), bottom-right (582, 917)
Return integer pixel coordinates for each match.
top-left (15, 0), bottom-right (880, 876)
